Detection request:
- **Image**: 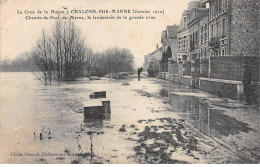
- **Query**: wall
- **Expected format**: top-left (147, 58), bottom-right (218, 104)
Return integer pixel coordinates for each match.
top-left (210, 56), bottom-right (260, 81)
top-left (230, 0), bottom-right (260, 57)
top-left (199, 79), bottom-right (239, 100)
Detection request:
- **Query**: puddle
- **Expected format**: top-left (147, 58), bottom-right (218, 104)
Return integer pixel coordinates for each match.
top-left (169, 93), bottom-right (255, 138)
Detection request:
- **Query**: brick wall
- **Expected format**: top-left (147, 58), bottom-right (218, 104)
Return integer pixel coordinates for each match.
top-left (210, 56), bottom-right (260, 81)
top-left (230, 0), bottom-right (260, 57)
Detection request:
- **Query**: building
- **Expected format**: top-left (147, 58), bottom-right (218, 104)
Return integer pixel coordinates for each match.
top-left (160, 25), bottom-right (179, 72)
top-left (197, 0), bottom-right (260, 100)
top-left (207, 0), bottom-right (259, 58)
top-left (187, 2), bottom-right (208, 86)
top-left (177, 1), bottom-right (207, 63)
top-left (207, 0), bottom-right (229, 57)
top-left (145, 0), bottom-right (259, 100)
top-left (143, 46), bottom-right (162, 71)
top-left (175, 0), bottom-right (207, 85)
top-left (198, 9), bottom-right (209, 77)
top-left (177, 9), bottom-right (190, 64)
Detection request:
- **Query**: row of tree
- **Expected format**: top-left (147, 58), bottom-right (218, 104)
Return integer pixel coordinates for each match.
top-left (91, 48), bottom-right (134, 77)
top-left (0, 52), bottom-right (33, 72)
top-left (26, 19), bottom-right (134, 84)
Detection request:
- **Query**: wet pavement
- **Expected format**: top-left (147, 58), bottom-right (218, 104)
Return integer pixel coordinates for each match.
top-left (0, 72), bottom-right (259, 164)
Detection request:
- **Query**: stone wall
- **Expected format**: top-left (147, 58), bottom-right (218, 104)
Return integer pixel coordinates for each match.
top-left (199, 78), bottom-right (241, 100)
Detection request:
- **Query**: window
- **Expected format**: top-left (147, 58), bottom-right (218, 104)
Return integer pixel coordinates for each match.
top-left (216, 0), bottom-right (219, 14)
top-left (211, 24), bottom-right (214, 38)
top-left (193, 33), bottom-right (195, 44)
top-left (210, 3), bottom-right (214, 18)
top-left (216, 22), bottom-right (218, 37)
top-left (183, 36), bottom-right (186, 51)
top-left (222, 18), bottom-right (226, 36)
top-left (204, 24), bottom-right (207, 41)
top-left (221, 49), bottom-right (225, 56)
top-left (195, 31), bottom-right (198, 45)
top-left (222, 0), bottom-right (227, 9)
top-left (201, 27), bottom-right (203, 43)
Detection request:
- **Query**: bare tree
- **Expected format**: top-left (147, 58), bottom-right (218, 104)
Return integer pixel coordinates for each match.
top-left (31, 19), bottom-right (92, 83)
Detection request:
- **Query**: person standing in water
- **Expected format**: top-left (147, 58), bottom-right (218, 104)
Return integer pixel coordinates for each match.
top-left (48, 129), bottom-right (52, 139)
top-left (39, 132), bottom-right (43, 140)
top-left (137, 68), bottom-right (140, 78)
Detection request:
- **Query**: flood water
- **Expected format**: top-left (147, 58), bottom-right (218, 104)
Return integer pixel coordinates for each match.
top-left (0, 72), bottom-right (259, 164)
top-left (169, 92), bottom-right (254, 138)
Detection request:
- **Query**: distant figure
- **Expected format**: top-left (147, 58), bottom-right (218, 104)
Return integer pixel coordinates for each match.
top-left (138, 68), bottom-right (141, 78)
top-left (78, 144), bottom-right (83, 153)
top-left (39, 133), bottom-right (43, 140)
top-left (48, 129), bottom-right (52, 139)
top-left (80, 123), bottom-right (83, 131)
top-left (242, 63), bottom-right (253, 105)
top-left (33, 132), bottom-right (36, 140)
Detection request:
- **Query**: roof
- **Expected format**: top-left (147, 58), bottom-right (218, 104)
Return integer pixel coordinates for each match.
top-left (188, 8), bottom-right (208, 27)
top-left (150, 47), bottom-right (162, 55)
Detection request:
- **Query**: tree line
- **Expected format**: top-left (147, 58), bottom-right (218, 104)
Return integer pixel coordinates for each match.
top-left (0, 19), bottom-right (134, 84)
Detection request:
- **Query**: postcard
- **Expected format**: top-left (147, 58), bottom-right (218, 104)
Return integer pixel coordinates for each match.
top-left (0, 0), bottom-right (259, 164)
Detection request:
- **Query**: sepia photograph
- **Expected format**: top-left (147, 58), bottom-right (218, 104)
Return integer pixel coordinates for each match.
top-left (0, 0), bottom-right (259, 164)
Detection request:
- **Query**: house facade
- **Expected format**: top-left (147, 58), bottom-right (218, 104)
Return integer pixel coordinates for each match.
top-left (198, 10), bottom-right (209, 78)
top-left (160, 25), bottom-right (179, 73)
top-left (143, 46), bottom-right (162, 71)
top-left (145, 0), bottom-right (259, 100)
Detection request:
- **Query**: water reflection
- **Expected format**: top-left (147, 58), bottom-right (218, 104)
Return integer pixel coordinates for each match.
top-left (169, 93), bottom-right (254, 138)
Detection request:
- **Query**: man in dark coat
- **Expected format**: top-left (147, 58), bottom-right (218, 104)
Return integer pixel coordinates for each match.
top-left (137, 68), bottom-right (140, 78)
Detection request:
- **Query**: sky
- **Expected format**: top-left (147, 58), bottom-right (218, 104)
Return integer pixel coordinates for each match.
top-left (1, 0), bottom-right (193, 66)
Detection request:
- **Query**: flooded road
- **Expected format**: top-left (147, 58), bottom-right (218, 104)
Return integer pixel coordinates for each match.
top-left (0, 72), bottom-right (259, 164)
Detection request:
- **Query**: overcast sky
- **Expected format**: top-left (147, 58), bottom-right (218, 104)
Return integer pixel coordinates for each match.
top-left (1, 0), bottom-right (193, 66)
